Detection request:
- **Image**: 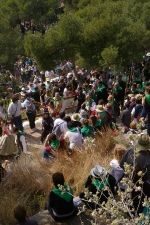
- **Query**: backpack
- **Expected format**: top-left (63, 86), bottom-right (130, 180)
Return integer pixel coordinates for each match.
top-left (52, 122), bottom-right (64, 137)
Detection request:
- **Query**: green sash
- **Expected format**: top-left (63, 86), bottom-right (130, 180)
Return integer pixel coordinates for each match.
top-left (52, 184), bottom-right (73, 202)
top-left (51, 138), bottom-right (60, 150)
top-left (68, 127), bottom-right (77, 132)
top-left (94, 179), bottom-right (108, 190)
top-left (145, 94), bottom-right (150, 105)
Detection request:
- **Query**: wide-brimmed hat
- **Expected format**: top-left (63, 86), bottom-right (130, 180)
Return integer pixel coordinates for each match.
top-left (71, 113), bottom-right (80, 121)
top-left (135, 134), bottom-right (150, 150)
top-left (90, 165), bottom-right (107, 178)
top-left (96, 105), bottom-right (105, 113)
top-left (80, 110), bottom-right (88, 117)
top-left (128, 94), bottom-right (135, 98)
top-left (146, 52), bottom-right (150, 57)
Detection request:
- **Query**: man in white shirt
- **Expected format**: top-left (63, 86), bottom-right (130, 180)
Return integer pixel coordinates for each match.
top-left (53, 111), bottom-right (68, 136)
top-left (8, 96), bottom-right (23, 131)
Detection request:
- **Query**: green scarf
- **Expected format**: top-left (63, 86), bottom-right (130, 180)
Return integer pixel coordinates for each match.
top-left (116, 78), bottom-right (122, 84)
top-left (81, 125), bottom-right (94, 137)
top-left (98, 111), bottom-right (106, 119)
top-left (95, 119), bottom-right (102, 127)
top-left (114, 86), bottom-right (122, 91)
top-left (98, 84), bottom-right (105, 91)
top-left (51, 138), bottom-right (60, 150)
top-left (53, 96), bottom-right (63, 102)
top-left (94, 179), bottom-right (108, 190)
top-left (68, 127), bottom-right (77, 132)
top-left (52, 184), bottom-right (73, 202)
top-left (86, 98), bottom-right (94, 106)
top-left (145, 94), bottom-right (150, 105)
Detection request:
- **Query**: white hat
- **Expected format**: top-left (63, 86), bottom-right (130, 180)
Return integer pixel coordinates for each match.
top-left (90, 165), bottom-right (107, 178)
top-left (146, 52), bottom-right (150, 57)
top-left (21, 87), bottom-right (25, 91)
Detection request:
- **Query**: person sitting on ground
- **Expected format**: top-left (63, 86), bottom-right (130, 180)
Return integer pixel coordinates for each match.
top-left (14, 205), bottom-right (38, 225)
top-left (110, 144), bottom-right (126, 190)
top-left (79, 165), bottom-right (116, 210)
top-left (43, 133), bottom-right (65, 160)
top-left (81, 119), bottom-right (95, 137)
top-left (12, 127), bottom-right (30, 155)
top-left (128, 121), bottom-right (138, 134)
top-left (64, 121), bottom-right (83, 153)
top-left (48, 172), bottom-right (75, 221)
top-left (41, 111), bottom-right (53, 143)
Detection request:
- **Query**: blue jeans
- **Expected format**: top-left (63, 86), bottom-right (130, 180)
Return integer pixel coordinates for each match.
top-left (13, 115), bottom-right (23, 131)
top-left (42, 150), bottom-right (50, 159)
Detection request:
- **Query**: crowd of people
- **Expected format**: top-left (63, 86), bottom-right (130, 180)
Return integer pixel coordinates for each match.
top-left (1, 57), bottom-right (150, 223)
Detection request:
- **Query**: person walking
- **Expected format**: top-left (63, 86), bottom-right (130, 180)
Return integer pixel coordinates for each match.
top-left (22, 93), bottom-right (37, 131)
top-left (8, 96), bottom-right (23, 131)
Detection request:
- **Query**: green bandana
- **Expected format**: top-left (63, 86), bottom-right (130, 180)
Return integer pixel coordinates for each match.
top-left (53, 96), bottom-right (62, 102)
top-left (68, 127), bottom-right (77, 132)
top-left (94, 179), bottom-right (108, 190)
top-left (81, 125), bottom-right (94, 137)
top-left (95, 119), bottom-right (102, 127)
top-left (52, 184), bottom-right (73, 202)
top-left (86, 98), bottom-right (94, 106)
top-left (145, 94), bottom-right (150, 105)
top-left (98, 84), bottom-right (105, 92)
top-left (51, 138), bottom-right (60, 150)
top-left (114, 86), bottom-right (122, 91)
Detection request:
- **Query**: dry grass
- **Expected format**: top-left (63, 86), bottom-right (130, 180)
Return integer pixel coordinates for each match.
top-left (0, 129), bottom-right (116, 225)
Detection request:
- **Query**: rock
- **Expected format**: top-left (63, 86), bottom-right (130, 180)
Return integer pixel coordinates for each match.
top-left (30, 209), bottom-right (95, 225)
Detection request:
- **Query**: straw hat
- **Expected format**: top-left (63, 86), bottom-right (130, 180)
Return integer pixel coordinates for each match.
top-left (90, 165), bottom-right (107, 178)
top-left (135, 134), bottom-right (150, 150)
top-left (128, 94), bottom-right (135, 98)
top-left (135, 94), bottom-right (143, 99)
top-left (96, 105), bottom-right (105, 113)
top-left (71, 113), bottom-right (80, 121)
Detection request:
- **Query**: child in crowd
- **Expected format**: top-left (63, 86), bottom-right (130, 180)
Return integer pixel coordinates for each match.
top-left (43, 133), bottom-right (64, 160)
top-left (110, 144), bottom-right (126, 190)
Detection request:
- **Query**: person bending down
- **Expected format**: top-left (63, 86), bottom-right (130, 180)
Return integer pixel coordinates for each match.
top-left (43, 133), bottom-right (64, 160)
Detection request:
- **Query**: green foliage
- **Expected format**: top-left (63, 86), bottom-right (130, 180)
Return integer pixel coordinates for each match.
top-left (1, 0), bottom-right (150, 69)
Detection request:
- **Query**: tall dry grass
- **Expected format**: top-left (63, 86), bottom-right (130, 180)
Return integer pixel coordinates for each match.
top-left (0, 130), bottom-right (116, 225)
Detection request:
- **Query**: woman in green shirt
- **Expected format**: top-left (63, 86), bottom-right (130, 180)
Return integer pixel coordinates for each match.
top-left (81, 119), bottom-right (95, 137)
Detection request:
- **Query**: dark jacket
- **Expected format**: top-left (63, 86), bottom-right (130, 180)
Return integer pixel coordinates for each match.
top-left (42, 116), bottom-right (53, 132)
top-left (113, 88), bottom-right (123, 103)
top-left (32, 91), bottom-right (40, 102)
top-left (48, 190), bottom-right (74, 215)
top-left (134, 104), bottom-right (143, 118)
top-left (80, 174), bottom-right (116, 209)
top-left (120, 148), bottom-right (150, 179)
top-left (74, 93), bottom-right (85, 105)
top-left (121, 108), bottom-right (131, 128)
top-left (90, 90), bottom-right (103, 105)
